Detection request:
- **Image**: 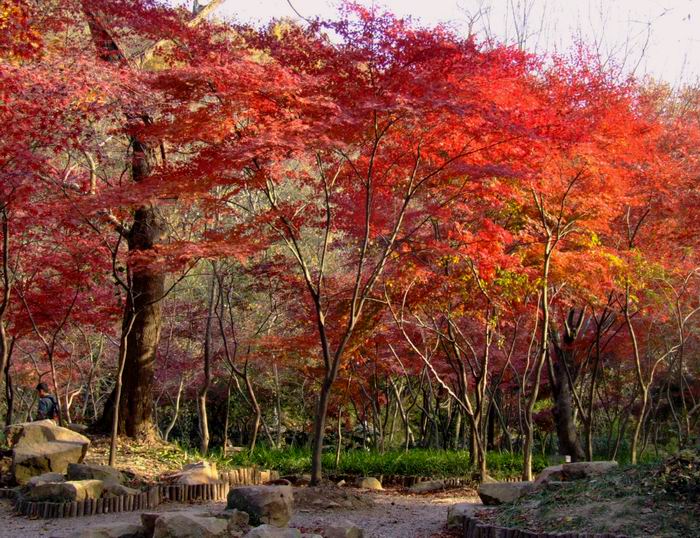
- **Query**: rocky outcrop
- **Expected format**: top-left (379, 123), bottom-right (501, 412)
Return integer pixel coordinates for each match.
top-left (227, 485), bottom-right (293, 527)
top-left (355, 477), bottom-right (382, 490)
top-left (477, 481), bottom-right (533, 505)
top-left (6, 420), bottom-right (90, 484)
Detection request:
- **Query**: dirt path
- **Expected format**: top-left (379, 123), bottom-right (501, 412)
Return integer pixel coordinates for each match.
top-left (0, 489), bottom-right (478, 538)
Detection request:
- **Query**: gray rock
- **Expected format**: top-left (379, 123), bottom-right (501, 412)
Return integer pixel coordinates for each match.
top-left (27, 472), bottom-right (65, 487)
top-left (409, 479), bottom-right (445, 493)
top-left (324, 522), bottom-right (364, 538)
top-left (561, 461), bottom-right (618, 480)
top-left (153, 513), bottom-right (230, 538)
top-left (243, 526), bottom-right (301, 538)
top-left (76, 523), bottom-right (145, 538)
top-left (68, 463), bottom-right (125, 485)
top-left (447, 502), bottom-right (479, 529)
top-left (227, 486), bottom-right (293, 527)
top-left (103, 482), bottom-right (139, 497)
top-left (6, 420), bottom-right (90, 484)
top-left (355, 477), bottom-right (382, 490)
top-left (477, 481), bottom-right (532, 505)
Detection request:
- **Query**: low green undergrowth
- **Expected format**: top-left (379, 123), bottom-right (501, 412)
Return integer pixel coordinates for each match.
top-left (210, 447), bottom-right (547, 480)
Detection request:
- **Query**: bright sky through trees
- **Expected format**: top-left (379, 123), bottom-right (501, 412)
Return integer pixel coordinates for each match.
top-left (212, 0), bottom-right (700, 84)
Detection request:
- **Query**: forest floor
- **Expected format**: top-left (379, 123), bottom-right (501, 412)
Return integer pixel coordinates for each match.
top-left (0, 488), bottom-right (477, 538)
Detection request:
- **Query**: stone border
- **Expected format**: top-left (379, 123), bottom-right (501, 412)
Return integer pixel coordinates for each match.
top-left (3, 466), bottom-right (279, 520)
top-left (462, 515), bottom-right (628, 538)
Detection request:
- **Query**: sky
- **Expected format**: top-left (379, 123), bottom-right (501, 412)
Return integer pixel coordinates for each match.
top-left (199, 0), bottom-right (700, 85)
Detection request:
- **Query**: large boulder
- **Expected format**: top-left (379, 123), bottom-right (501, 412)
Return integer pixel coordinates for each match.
top-left (227, 485), bottom-right (293, 527)
top-left (561, 461), bottom-right (618, 480)
top-left (153, 513), bottom-right (230, 538)
top-left (167, 461), bottom-right (219, 485)
top-left (76, 523), bottom-right (146, 538)
top-left (355, 477), bottom-right (382, 491)
top-left (447, 503), bottom-right (480, 529)
top-left (68, 463), bottom-right (125, 485)
top-left (477, 481), bottom-right (532, 505)
top-left (243, 526), bottom-right (301, 538)
top-left (6, 420), bottom-right (90, 485)
top-left (25, 479), bottom-right (104, 502)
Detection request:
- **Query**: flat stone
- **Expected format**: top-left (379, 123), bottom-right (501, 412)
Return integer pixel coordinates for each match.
top-left (25, 479), bottom-right (104, 502)
top-left (153, 513), bottom-right (230, 538)
top-left (103, 482), bottom-right (139, 497)
top-left (477, 481), bottom-right (532, 505)
top-left (324, 521), bottom-right (364, 538)
top-left (68, 463), bottom-right (125, 485)
top-left (227, 486), bottom-right (293, 527)
top-left (355, 477), bottom-right (382, 490)
top-left (561, 461), bottom-right (618, 480)
top-left (409, 479), bottom-right (445, 493)
top-left (27, 472), bottom-right (65, 487)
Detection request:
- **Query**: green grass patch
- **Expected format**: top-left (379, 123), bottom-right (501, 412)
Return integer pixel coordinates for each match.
top-left (211, 447), bottom-right (547, 480)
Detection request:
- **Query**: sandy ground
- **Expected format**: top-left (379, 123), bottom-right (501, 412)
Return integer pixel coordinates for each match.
top-left (0, 489), bottom-right (478, 538)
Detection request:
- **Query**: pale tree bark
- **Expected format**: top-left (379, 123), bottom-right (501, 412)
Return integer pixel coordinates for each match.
top-left (197, 269), bottom-right (217, 455)
top-left (0, 207), bottom-right (11, 416)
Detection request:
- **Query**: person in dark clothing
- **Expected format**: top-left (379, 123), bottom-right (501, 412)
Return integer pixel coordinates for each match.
top-left (36, 382), bottom-right (59, 421)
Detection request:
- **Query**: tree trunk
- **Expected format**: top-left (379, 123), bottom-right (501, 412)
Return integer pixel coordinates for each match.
top-left (335, 406), bottom-right (343, 468)
top-left (163, 376), bottom-right (184, 443)
top-left (83, 6), bottom-right (166, 440)
top-left (0, 208), bottom-right (11, 416)
top-left (198, 271), bottom-right (216, 455)
top-left (4, 338), bottom-right (14, 427)
top-left (102, 204), bottom-right (165, 438)
top-left (549, 309), bottom-right (586, 461)
top-left (109, 310), bottom-right (137, 466)
top-left (310, 377), bottom-right (332, 484)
